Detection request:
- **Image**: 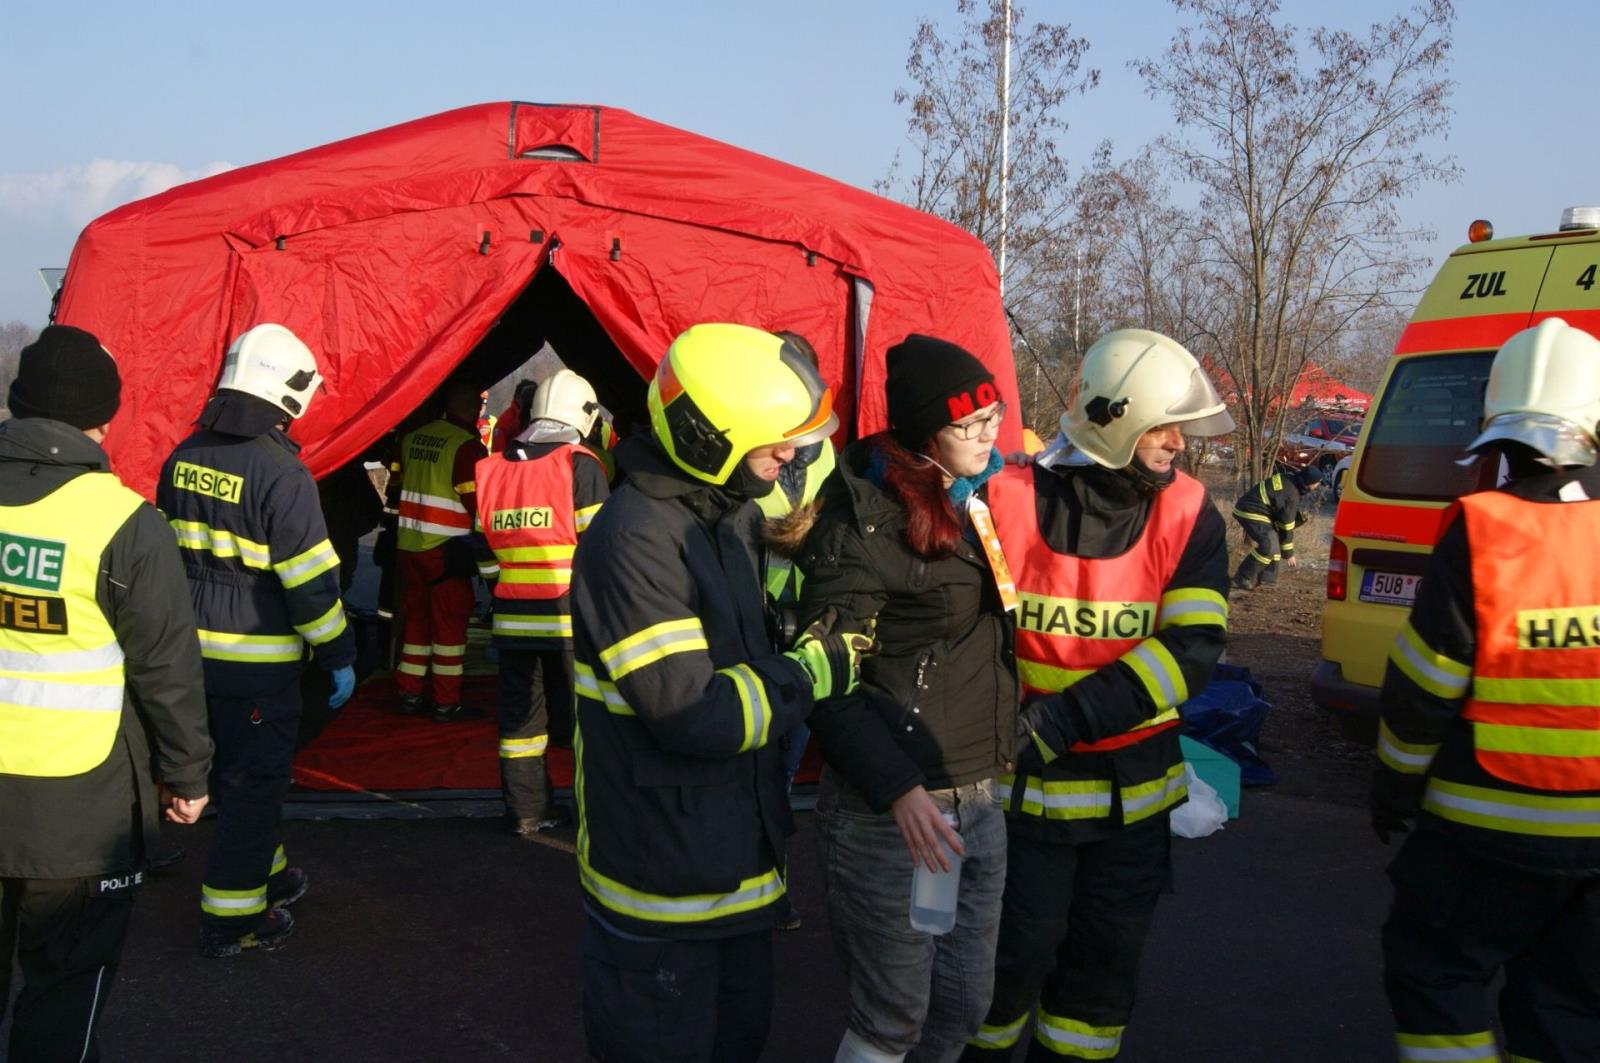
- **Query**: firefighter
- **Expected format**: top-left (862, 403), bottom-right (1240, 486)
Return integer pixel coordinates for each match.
top-left (158, 323), bottom-right (357, 958)
top-left (394, 379), bottom-right (485, 721)
top-left (1375, 317), bottom-right (1600, 1063)
top-left (967, 329), bottom-right (1233, 1062)
top-left (0, 327), bottom-right (213, 1060)
top-left (1230, 462), bottom-right (1320, 590)
top-left (572, 323), bottom-right (870, 1062)
top-left (475, 369), bottom-right (609, 835)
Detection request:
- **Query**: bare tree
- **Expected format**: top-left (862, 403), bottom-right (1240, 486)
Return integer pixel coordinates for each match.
top-left (1136, 0), bottom-right (1459, 484)
top-left (880, 0), bottom-right (1098, 331)
top-left (0, 322), bottom-right (41, 413)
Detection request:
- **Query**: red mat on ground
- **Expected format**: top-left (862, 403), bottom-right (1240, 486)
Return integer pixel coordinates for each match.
top-left (291, 674), bottom-right (822, 793)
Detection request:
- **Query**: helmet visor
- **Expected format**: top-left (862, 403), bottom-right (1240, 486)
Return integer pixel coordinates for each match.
top-left (1166, 367), bottom-right (1236, 438)
top-left (1468, 412), bottom-right (1599, 467)
top-left (773, 342), bottom-right (839, 447)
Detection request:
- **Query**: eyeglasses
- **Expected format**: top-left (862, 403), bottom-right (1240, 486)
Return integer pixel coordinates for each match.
top-left (946, 402), bottom-right (1006, 441)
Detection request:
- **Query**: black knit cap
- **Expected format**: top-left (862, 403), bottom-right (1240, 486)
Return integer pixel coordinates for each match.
top-left (885, 334), bottom-right (997, 448)
top-left (8, 325), bottom-right (122, 429)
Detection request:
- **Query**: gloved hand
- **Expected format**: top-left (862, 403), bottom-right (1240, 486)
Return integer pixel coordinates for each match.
top-left (1370, 767), bottom-right (1421, 845)
top-left (1014, 694), bottom-right (1078, 772)
top-left (785, 630), bottom-right (874, 702)
top-left (328, 665), bottom-right (356, 710)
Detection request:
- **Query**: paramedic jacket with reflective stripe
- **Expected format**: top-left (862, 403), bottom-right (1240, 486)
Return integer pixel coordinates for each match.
top-left (0, 418), bottom-right (212, 879)
top-left (1231, 468), bottom-right (1303, 555)
top-left (157, 425), bottom-right (355, 696)
top-left (1378, 461), bottom-right (1600, 874)
top-left (570, 437), bottom-right (815, 940)
top-left (999, 457), bottom-right (1230, 844)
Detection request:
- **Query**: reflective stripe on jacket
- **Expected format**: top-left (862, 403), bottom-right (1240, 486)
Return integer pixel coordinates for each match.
top-left (0, 472), bottom-right (142, 777)
top-left (397, 419), bottom-right (478, 551)
top-left (1460, 490), bottom-right (1600, 791)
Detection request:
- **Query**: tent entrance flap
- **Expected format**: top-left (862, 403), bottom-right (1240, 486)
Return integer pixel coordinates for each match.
top-left (458, 266), bottom-right (648, 432)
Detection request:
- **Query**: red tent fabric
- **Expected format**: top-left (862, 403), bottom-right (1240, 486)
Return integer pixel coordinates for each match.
top-left (54, 102), bottom-right (1018, 497)
top-left (1288, 363), bottom-right (1370, 412)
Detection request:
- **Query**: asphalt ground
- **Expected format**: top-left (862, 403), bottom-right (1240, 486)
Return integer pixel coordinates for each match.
top-left (33, 789), bottom-right (1399, 1063)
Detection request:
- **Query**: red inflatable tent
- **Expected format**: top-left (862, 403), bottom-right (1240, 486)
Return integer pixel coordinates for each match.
top-left (54, 101), bottom-right (1019, 498)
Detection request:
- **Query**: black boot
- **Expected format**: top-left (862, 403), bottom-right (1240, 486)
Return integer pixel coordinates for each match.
top-left (395, 692), bottom-right (430, 716)
top-left (432, 702), bottom-right (485, 722)
top-left (200, 909), bottom-right (295, 959)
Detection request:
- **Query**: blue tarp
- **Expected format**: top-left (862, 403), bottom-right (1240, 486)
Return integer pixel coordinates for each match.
top-left (1178, 663), bottom-right (1278, 786)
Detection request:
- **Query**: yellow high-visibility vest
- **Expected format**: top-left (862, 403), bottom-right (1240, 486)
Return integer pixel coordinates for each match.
top-left (397, 419), bottom-right (478, 552)
top-left (0, 472), bottom-right (143, 777)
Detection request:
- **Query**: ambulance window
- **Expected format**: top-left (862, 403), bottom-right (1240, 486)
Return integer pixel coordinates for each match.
top-left (1357, 352), bottom-right (1498, 502)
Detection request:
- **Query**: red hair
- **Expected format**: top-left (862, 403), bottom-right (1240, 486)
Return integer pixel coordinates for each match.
top-left (877, 435), bottom-right (962, 560)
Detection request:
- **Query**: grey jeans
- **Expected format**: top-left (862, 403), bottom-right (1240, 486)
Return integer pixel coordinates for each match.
top-left (816, 768), bottom-right (1008, 1062)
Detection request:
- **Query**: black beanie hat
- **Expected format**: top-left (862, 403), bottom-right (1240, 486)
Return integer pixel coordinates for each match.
top-left (885, 334), bottom-right (998, 448)
top-left (8, 325), bottom-right (122, 429)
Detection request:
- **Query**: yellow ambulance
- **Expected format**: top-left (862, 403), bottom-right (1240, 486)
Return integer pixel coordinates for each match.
top-left (1314, 207), bottom-right (1600, 738)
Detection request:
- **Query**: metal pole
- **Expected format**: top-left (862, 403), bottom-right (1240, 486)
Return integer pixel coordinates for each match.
top-left (1073, 246), bottom-right (1082, 354)
top-left (998, 0), bottom-right (1012, 297)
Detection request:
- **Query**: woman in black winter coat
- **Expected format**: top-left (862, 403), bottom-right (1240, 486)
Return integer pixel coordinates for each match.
top-left (782, 335), bottom-right (1019, 1063)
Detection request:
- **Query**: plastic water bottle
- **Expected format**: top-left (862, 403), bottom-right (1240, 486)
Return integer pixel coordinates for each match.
top-left (908, 811), bottom-right (962, 935)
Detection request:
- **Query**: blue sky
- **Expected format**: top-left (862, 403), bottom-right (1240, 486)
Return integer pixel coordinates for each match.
top-left (0, 1), bottom-right (1590, 326)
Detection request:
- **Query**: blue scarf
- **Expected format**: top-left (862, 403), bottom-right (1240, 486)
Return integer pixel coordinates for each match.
top-left (947, 447), bottom-right (1003, 508)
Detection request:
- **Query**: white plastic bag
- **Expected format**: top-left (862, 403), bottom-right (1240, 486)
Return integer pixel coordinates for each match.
top-left (1169, 763), bottom-right (1227, 839)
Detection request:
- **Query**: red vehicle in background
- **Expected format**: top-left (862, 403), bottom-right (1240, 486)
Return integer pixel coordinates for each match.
top-left (1277, 409), bottom-right (1364, 472)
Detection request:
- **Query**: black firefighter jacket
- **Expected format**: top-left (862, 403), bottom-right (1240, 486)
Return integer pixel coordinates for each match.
top-left (1232, 466), bottom-right (1305, 557)
top-left (0, 418), bottom-right (212, 879)
top-left (158, 424), bottom-right (355, 697)
top-left (795, 435), bottom-right (1019, 814)
top-left (570, 437), bottom-right (814, 940)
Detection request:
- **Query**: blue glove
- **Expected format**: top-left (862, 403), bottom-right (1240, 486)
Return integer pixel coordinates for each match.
top-left (328, 665), bottom-right (356, 710)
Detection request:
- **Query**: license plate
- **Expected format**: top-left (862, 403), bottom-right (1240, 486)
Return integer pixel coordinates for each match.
top-left (1360, 569), bottom-right (1420, 606)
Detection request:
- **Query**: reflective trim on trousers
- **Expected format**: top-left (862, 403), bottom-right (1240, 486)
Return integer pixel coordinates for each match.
top-left (200, 883), bottom-right (267, 918)
top-left (500, 735), bottom-right (549, 759)
top-left (1034, 1011), bottom-right (1124, 1059)
top-left (1395, 1030), bottom-right (1499, 1062)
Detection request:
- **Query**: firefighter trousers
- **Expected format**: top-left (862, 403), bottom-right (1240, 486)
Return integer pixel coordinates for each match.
top-left (1383, 830), bottom-right (1600, 1063)
top-left (1233, 518), bottom-right (1281, 587)
top-left (397, 545), bottom-right (475, 706)
top-left (201, 684), bottom-right (299, 935)
top-left (1, 873), bottom-right (137, 1063)
top-left (581, 911), bottom-right (774, 1063)
top-left (496, 646), bottom-right (571, 820)
top-left (964, 815), bottom-right (1172, 1061)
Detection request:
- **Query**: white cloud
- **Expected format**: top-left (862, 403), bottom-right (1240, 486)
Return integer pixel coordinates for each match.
top-left (0, 159), bottom-right (235, 228)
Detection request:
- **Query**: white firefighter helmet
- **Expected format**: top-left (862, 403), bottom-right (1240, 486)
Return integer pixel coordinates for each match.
top-left (1468, 317), bottom-right (1600, 467)
top-left (1061, 328), bottom-right (1235, 469)
top-left (217, 323), bottom-right (323, 419)
top-left (529, 368), bottom-right (600, 436)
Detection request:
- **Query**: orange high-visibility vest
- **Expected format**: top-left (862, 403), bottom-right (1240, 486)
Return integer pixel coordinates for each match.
top-left (986, 464), bottom-right (1207, 752)
top-left (476, 444), bottom-right (598, 600)
top-left (1461, 490), bottom-right (1600, 791)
